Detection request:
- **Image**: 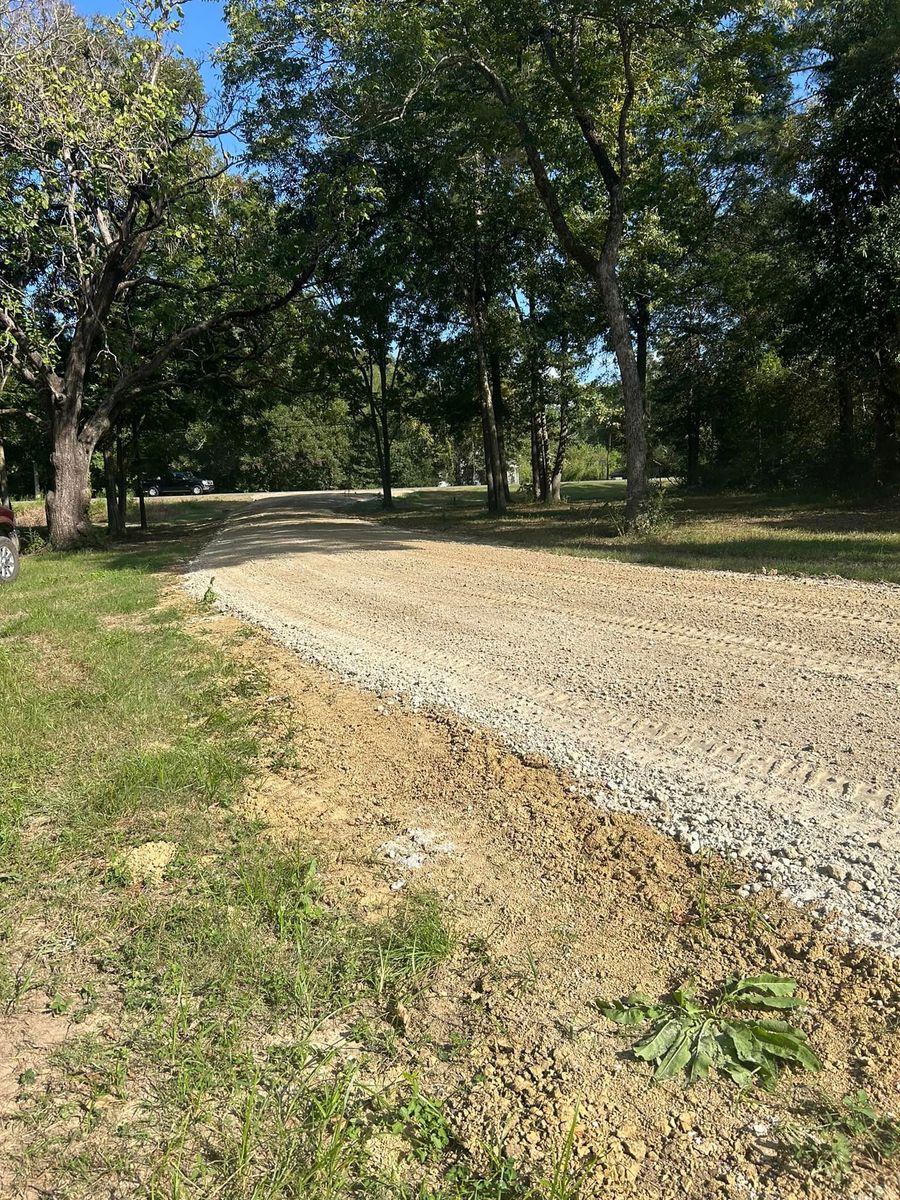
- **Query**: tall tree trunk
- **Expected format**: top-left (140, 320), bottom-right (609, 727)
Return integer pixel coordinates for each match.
top-left (530, 404), bottom-right (541, 500)
top-left (365, 360), bottom-right (393, 511)
top-left (378, 406), bottom-right (393, 510)
top-left (550, 405), bottom-right (568, 502)
top-left (33, 461), bottom-right (41, 499)
top-left (528, 348), bottom-right (550, 501)
top-left (479, 402), bottom-right (497, 509)
top-left (550, 333), bottom-right (573, 502)
top-left (537, 407), bottom-right (550, 501)
top-left (378, 354), bottom-right (394, 510)
top-left (525, 292), bottom-right (542, 501)
top-left (116, 433), bottom-right (128, 532)
top-left (103, 443), bottom-right (120, 536)
top-left (471, 42), bottom-right (649, 525)
top-left (470, 172), bottom-right (505, 515)
top-left (686, 406), bottom-right (701, 489)
top-left (496, 420), bottom-right (510, 501)
top-left (471, 298), bottom-right (505, 514)
top-left (550, 464), bottom-right (563, 503)
top-left (597, 267), bottom-right (648, 525)
top-left (46, 404), bottom-right (93, 550)
top-left (132, 421), bottom-right (148, 531)
top-left (489, 349), bottom-right (510, 501)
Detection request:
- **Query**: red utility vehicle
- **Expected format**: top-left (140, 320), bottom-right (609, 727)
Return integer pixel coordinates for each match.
top-left (0, 506), bottom-right (20, 584)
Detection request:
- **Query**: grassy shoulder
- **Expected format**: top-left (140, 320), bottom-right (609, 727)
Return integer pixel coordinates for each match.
top-left (358, 483), bottom-right (900, 586)
top-left (2, 530), bottom-right (899, 1199)
top-left (0, 536), bottom-right (460, 1198)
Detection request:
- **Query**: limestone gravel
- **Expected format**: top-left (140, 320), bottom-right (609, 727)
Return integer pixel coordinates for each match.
top-left (186, 494), bottom-right (900, 955)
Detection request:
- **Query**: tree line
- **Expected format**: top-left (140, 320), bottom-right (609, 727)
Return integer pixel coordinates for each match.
top-left (0, 0), bottom-right (896, 548)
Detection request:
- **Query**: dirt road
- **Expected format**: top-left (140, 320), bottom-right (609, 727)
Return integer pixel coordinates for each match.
top-left (188, 494), bottom-right (900, 950)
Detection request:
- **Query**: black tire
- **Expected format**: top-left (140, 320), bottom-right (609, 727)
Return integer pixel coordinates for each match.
top-left (192, 485), bottom-right (202, 495)
top-left (0, 535), bottom-right (20, 584)
top-left (147, 486), bottom-right (160, 497)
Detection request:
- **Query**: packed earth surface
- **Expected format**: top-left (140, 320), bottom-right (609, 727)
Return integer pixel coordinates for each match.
top-left (168, 599), bottom-right (900, 1200)
top-left (186, 493), bottom-right (900, 956)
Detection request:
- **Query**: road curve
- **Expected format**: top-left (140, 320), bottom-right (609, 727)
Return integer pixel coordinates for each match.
top-left (187, 493), bottom-right (900, 952)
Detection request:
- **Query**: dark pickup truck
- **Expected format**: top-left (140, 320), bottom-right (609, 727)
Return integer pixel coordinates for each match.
top-left (140, 471), bottom-right (214, 497)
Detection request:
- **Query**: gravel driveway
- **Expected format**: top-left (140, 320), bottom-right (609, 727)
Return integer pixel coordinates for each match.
top-left (187, 494), bottom-right (900, 953)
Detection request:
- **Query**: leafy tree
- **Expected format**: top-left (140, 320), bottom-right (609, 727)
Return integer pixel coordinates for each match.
top-left (796, 0), bottom-right (900, 488)
top-left (314, 175), bottom-right (434, 509)
top-left (4, 0), bottom-right (892, 531)
top-left (0, 0), bottom-right (316, 546)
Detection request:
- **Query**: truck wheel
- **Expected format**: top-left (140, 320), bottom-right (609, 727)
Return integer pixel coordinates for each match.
top-left (0, 536), bottom-right (20, 584)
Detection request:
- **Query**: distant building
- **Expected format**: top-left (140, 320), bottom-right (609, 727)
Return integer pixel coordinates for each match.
top-left (457, 454), bottom-right (519, 489)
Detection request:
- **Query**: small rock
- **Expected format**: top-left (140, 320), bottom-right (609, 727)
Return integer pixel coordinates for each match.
top-left (583, 828), bottom-right (604, 853)
top-left (820, 863), bottom-right (846, 882)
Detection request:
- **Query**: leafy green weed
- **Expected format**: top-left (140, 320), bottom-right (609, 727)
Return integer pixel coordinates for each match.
top-left (598, 974), bottom-right (822, 1090)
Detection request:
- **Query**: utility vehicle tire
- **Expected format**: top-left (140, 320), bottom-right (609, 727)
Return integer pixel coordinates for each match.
top-left (0, 536), bottom-right (20, 584)
top-left (192, 485), bottom-right (203, 495)
top-left (147, 486), bottom-right (160, 497)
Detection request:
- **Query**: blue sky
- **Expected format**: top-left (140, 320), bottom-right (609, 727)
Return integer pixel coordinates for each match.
top-left (74, 0), bottom-right (228, 88)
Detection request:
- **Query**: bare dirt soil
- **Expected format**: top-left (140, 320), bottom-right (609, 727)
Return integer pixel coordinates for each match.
top-left (187, 495), bottom-right (900, 953)
top-left (201, 608), bottom-right (900, 1200)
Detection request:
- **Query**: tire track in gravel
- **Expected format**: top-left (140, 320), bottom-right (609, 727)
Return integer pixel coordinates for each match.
top-left (186, 495), bottom-right (900, 952)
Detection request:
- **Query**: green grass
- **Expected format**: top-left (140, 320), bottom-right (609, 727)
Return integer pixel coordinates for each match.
top-left (0, 538), bottom-right (445, 1196)
top-left (783, 1090), bottom-right (900, 1187)
top-left (0, 535), bottom-right (595, 1199)
top-left (359, 483), bottom-right (900, 585)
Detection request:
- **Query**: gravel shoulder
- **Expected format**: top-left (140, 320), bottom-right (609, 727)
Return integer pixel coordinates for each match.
top-left (186, 494), bottom-right (900, 954)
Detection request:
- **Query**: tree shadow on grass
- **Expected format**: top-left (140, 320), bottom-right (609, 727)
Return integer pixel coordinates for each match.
top-left (595, 535), bottom-right (900, 584)
top-left (759, 509), bottom-right (900, 535)
top-left (375, 488), bottom-right (900, 583)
